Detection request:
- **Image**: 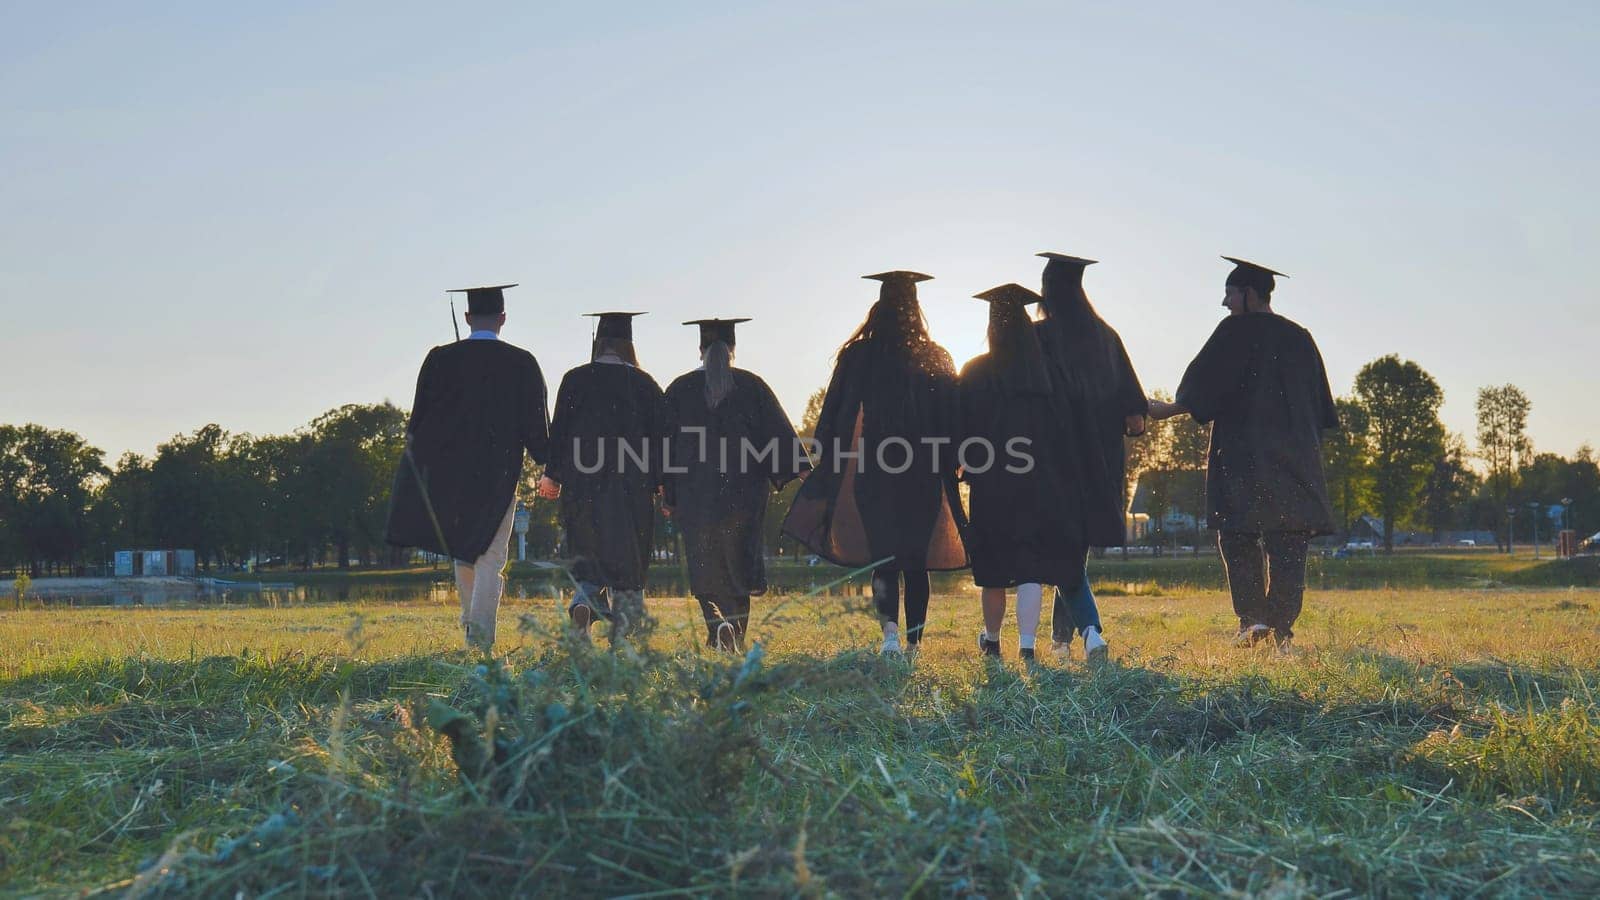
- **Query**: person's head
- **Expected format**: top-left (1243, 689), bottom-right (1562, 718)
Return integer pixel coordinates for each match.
top-left (839, 271), bottom-right (935, 359)
top-left (586, 311), bottom-right (646, 365)
top-left (1220, 284), bottom-right (1270, 315)
top-left (975, 284), bottom-right (1051, 394)
top-left (686, 317), bottom-right (747, 408)
top-left (450, 283), bottom-right (516, 334)
top-left (1036, 254), bottom-right (1099, 327)
top-left (1221, 258), bottom-right (1283, 315)
top-left (464, 311), bottom-right (506, 334)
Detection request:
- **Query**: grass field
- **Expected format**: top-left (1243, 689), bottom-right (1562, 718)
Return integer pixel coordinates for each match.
top-left (3, 579), bottom-right (1599, 896)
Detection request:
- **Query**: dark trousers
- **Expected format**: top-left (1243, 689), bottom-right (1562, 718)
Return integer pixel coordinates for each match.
top-left (873, 564), bottom-right (931, 645)
top-left (1217, 530), bottom-right (1310, 639)
top-left (696, 594), bottom-right (751, 651)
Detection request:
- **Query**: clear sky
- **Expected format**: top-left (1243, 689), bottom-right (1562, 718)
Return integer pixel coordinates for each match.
top-left (4, 1), bottom-right (1596, 462)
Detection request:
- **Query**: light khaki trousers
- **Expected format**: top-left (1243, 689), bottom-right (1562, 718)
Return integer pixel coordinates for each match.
top-left (454, 500), bottom-right (517, 649)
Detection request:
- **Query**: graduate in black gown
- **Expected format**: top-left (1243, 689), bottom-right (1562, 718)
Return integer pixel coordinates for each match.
top-left (538, 312), bottom-right (668, 646)
top-left (1033, 253), bottom-right (1149, 664)
top-left (385, 284), bottom-right (549, 650)
top-left (782, 271), bottom-right (967, 655)
top-left (959, 284), bottom-right (1088, 660)
top-left (662, 318), bottom-right (809, 652)
top-left (1150, 257), bottom-right (1339, 650)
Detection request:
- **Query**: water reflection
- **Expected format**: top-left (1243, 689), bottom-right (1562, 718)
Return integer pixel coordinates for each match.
top-left (8, 568), bottom-right (900, 610)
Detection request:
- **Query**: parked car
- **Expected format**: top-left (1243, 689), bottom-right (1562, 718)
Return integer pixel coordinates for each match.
top-left (1456, 539), bottom-right (1476, 547)
top-left (1346, 540), bottom-right (1375, 550)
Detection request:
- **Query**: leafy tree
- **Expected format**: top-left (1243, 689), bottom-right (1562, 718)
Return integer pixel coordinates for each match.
top-left (797, 387), bottom-right (826, 439)
top-left (147, 424), bottom-right (234, 568)
top-left (91, 452), bottom-right (156, 556)
top-left (1321, 397), bottom-right (1373, 538)
top-left (1166, 405), bottom-right (1210, 534)
top-left (1124, 390), bottom-right (1207, 546)
top-left (1517, 450), bottom-right (1600, 541)
top-left (1418, 432), bottom-right (1479, 541)
top-left (0, 426), bottom-right (27, 568)
top-left (1475, 384), bottom-right (1532, 550)
top-left (1353, 355), bottom-right (1445, 552)
top-left (0, 425), bottom-right (107, 575)
top-left (306, 403), bottom-right (407, 567)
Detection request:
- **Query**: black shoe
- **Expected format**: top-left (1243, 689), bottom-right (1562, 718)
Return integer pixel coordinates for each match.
top-left (1234, 623), bottom-right (1270, 648)
top-left (1019, 647), bottom-right (1036, 661)
top-left (977, 632), bottom-right (1001, 657)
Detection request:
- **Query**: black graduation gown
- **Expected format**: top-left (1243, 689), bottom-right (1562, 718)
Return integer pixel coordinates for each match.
top-left (957, 354), bottom-right (1088, 589)
top-left (546, 361), bottom-right (668, 590)
top-left (385, 339), bottom-right (549, 561)
top-left (1174, 312), bottom-right (1339, 534)
top-left (662, 369), bottom-right (809, 598)
top-left (1034, 316), bottom-right (1148, 547)
top-left (782, 343), bottom-right (968, 571)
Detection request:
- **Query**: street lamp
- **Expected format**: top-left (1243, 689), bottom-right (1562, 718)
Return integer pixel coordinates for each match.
top-left (1528, 501), bottom-right (1542, 560)
top-left (1562, 498), bottom-right (1575, 558)
top-left (1506, 506), bottom-right (1517, 556)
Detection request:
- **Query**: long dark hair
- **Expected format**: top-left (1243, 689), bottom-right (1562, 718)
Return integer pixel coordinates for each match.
top-left (987, 301), bottom-right (1052, 395)
top-left (837, 282), bottom-right (950, 374)
top-left (1038, 262), bottom-right (1100, 332)
top-left (1036, 262), bottom-right (1120, 397)
top-left (702, 340), bottom-right (735, 408)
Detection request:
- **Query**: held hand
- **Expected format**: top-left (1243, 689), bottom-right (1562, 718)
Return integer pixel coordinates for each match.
top-left (1148, 400), bottom-right (1181, 421)
top-left (1124, 414), bottom-right (1148, 437)
top-left (660, 505), bottom-right (673, 519)
top-left (537, 475), bottom-right (561, 500)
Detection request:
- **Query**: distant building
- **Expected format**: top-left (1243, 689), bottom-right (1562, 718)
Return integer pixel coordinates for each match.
top-left (1128, 470), bottom-right (1206, 539)
top-left (1347, 516), bottom-right (1494, 547)
top-left (113, 549), bottom-right (197, 577)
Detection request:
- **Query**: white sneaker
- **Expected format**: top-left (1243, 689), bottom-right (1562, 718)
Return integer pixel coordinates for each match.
top-left (880, 634), bottom-right (902, 656)
top-left (1084, 627), bottom-right (1108, 666)
top-left (1051, 640), bottom-right (1073, 662)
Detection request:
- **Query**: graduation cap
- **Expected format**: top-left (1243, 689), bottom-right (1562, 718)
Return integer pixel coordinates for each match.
top-left (863, 270), bottom-right (932, 305)
top-left (584, 311), bottom-right (647, 341)
top-left (973, 283), bottom-right (1042, 305)
top-left (1035, 252), bottom-right (1098, 267)
top-left (683, 317), bottom-right (751, 348)
top-left (1222, 256), bottom-right (1288, 295)
top-left (1037, 253), bottom-right (1096, 295)
top-left (862, 270), bottom-right (934, 284)
top-left (448, 283), bottom-right (517, 316)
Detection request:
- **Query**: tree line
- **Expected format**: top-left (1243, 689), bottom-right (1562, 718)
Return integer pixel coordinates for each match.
top-left (2, 356), bottom-right (1594, 575)
top-left (1127, 355), bottom-right (1598, 552)
top-left (1, 404), bottom-right (409, 576)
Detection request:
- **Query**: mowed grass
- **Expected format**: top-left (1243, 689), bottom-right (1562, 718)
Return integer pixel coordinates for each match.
top-left (2, 584), bottom-right (1599, 897)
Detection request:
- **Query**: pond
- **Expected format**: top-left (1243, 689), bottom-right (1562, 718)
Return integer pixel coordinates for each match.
top-left (5, 566), bottom-right (901, 609)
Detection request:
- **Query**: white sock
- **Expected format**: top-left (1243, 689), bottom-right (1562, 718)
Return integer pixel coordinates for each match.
top-left (982, 627), bottom-right (999, 642)
top-left (882, 621), bottom-right (900, 641)
top-left (1015, 583), bottom-right (1042, 650)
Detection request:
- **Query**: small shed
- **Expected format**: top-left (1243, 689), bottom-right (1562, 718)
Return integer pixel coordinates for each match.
top-left (114, 549), bottom-right (199, 577)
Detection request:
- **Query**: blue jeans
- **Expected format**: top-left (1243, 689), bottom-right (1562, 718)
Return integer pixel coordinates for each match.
top-left (1050, 567), bottom-right (1102, 642)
